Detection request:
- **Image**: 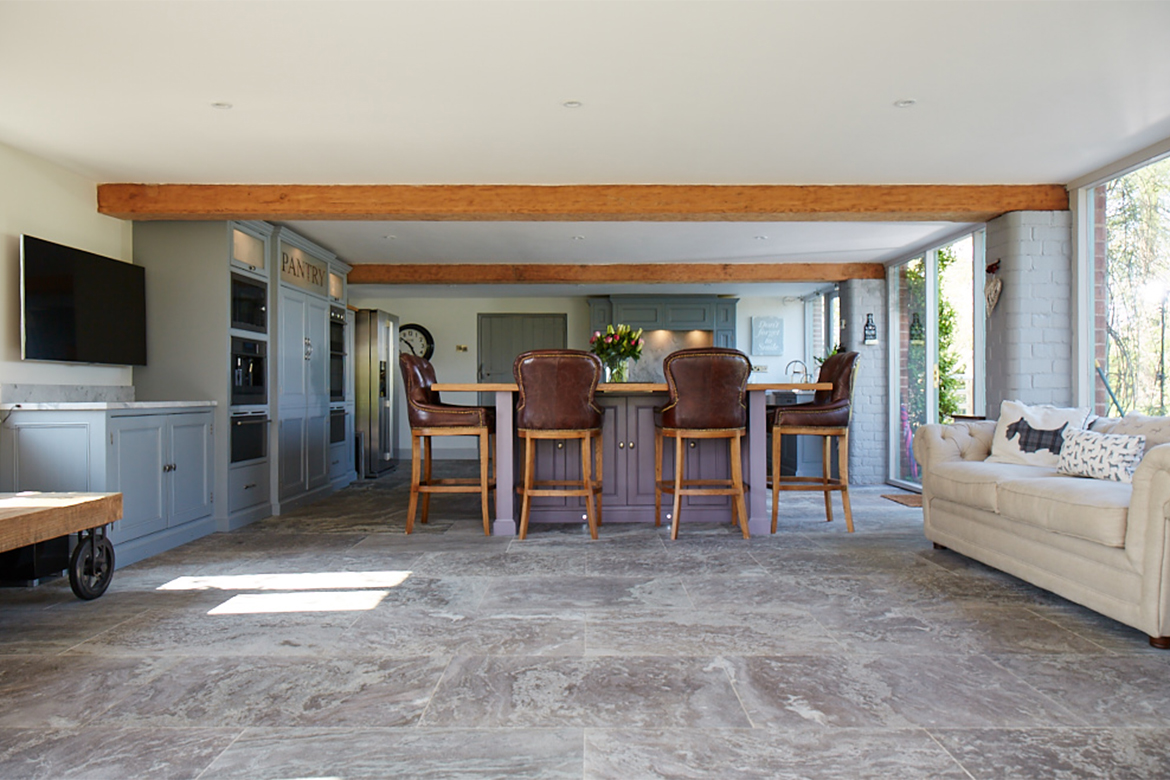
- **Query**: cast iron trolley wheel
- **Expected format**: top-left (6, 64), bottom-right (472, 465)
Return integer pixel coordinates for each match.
top-left (68, 528), bottom-right (114, 600)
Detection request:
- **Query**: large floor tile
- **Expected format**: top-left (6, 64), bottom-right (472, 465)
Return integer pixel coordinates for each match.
top-left (200, 727), bottom-right (584, 779)
top-left (422, 655), bottom-right (752, 728)
top-left (584, 728), bottom-right (970, 779)
top-left (931, 727), bottom-right (1170, 780)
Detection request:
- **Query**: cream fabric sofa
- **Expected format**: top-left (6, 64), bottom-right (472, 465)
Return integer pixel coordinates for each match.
top-left (913, 417), bottom-right (1170, 647)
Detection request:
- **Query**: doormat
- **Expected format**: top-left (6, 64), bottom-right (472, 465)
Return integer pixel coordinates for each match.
top-left (882, 493), bottom-right (923, 508)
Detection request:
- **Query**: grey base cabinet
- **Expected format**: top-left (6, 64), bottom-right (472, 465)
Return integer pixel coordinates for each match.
top-left (521, 392), bottom-right (739, 524)
top-left (0, 404), bottom-right (215, 567)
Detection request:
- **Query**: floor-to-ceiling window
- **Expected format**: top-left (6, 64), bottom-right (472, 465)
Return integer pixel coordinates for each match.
top-left (1085, 156), bottom-right (1170, 416)
top-left (888, 232), bottom-right (985, 488)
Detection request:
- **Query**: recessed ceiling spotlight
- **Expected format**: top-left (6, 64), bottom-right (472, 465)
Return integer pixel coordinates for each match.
top-left (562, 100), bottom-right (583, 109)
top-left (570, 235), bottom-right (586, 240)
top-left (893, 99), bottom-right (917, 108)
top-left (211, 102), bottom-right (233, 110)
top-left (382, 234), bottom-right (397, 240)
top-left (754, 235), bottom-right (769, 240)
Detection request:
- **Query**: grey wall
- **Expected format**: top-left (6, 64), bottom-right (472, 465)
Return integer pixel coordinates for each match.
top-left (984, 211), bottom-right (1074, 411)
top-left (839, 278), bottom-right (888, 485)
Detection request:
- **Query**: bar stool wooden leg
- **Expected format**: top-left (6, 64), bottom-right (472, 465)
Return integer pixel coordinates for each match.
top-left (407, 432), bottom-right (422, 534)
top-left (730, 432), bottom-right (749, 539)
top-left (822, 435), bottom-right (833, 523)
top-left (421, 435), bottom-right (433, 524)
top-left (839, 429), bottom-right (854, 533)
top-left (519, 436), bottom-right (535, 540)
top-left (594, 430), bottom-right (604, 528)
top-left (670, 433), bottom-right (685, 541)
top-left (771, 429), bottom-right (781, 534)
top-left (654, 428), bottom-right (664, 527)
top-left (478, 428), bottom-right (491, 536)
top-left (581, 435), bottom-right (598, 540)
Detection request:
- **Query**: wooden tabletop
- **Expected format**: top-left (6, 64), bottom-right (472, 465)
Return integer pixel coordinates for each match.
top-left (0, 492), bottom-right (122, 553)
top-left (431, 382), bottom-right (831, 392)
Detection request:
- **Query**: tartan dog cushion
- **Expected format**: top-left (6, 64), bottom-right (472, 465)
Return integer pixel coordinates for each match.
top-left (1058, 428), bottom-right (1146, 483)
top-left (987, 400), bottom-right (1092, 468)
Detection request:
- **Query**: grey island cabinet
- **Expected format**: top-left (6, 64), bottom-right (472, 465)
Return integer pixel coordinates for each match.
top-left (0, 402), bottom-right (214, 567)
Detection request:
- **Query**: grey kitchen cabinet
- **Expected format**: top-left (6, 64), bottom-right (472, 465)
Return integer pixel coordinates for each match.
top-left (522, 392), bottom-right (737, 525)
top-left (0, 404), bottom-right (215, 567)
top-left (589, 296), bottom-right (738, 349)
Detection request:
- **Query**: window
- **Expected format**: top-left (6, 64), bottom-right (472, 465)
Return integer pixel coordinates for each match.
top-left (888, 232), bottom-right (985, 487)
top-left (1087, 156), bottom-right (1170, 416)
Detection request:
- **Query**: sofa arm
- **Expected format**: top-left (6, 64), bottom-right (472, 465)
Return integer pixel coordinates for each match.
top-left (913, 420), bottom-right (997, 472)
top-left (1131, 443), bottom-right (1170, 633)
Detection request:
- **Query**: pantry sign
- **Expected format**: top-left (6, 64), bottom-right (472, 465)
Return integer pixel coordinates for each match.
top-left (280, 243), bottom-right (328, 294)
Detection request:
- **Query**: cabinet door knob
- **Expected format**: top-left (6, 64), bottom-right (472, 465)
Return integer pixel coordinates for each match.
top-left (628, 441), bottom-right (635, 449)
top-left (556, 441), bottom-right (563, 449)
top-left (618, 442), bottom-right (624, 449)
top-left (689, 441), bottom-right (696, 448)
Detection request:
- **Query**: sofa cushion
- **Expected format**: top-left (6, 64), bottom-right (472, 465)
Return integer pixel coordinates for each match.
top-left (1091, 413), bottom-right (1170, 455)
top-left (988, 400), bottom-right (1092, 467)
top-left (1058, 428), bottom-right (1146, 483)
top-left (928, 460), bottom-right (1058, 513)
top-left (998, 476), bottom-right (1131, 548)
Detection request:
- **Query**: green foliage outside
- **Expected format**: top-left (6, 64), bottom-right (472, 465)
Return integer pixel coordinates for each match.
top-left (1103, 158), bottom-right (1170, 415)
top-left (902, 248), bottom-right (967, 426)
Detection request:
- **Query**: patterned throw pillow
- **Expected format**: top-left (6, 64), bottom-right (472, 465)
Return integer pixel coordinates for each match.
top-left (1090, 413), bottom-right (1170, 455)
top-left (1058, 428), bottom-right (1146, 483)
top-left (988, 400), bottom-right (1092, 468)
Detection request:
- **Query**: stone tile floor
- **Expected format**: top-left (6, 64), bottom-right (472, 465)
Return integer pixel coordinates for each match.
top-left (1, 466), bottom-right (1169, 779)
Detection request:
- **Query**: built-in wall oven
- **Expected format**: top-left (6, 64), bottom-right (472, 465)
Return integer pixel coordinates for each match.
top-left (230, 273), bottom-right (267, 333)
top-left (231, 337), bottom-right (267, 406)
top-left (230, 412), bottom-right (268, 463)
top-left (330, 407), bottom-right (346, 445)
top-left (329, 306), bottom-right (346, 402)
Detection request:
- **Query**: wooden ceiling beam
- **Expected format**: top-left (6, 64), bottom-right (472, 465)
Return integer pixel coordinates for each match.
top-left (97, 183), bottom-right (1068, 222)
top-left (346, 262), bottom-right (885, 285)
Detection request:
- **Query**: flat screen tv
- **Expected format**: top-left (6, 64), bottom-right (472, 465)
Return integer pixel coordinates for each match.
top-left (20, 235), bottom-right (147, 366)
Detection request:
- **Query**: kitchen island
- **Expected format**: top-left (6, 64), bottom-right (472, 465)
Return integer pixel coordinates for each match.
top-left (431, 382), bottom-right (829, 536)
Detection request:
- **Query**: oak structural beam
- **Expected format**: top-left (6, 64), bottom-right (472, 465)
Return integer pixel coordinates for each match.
top-left (346, 262), bottom-right (885, 285)
top-left (97, 184), bottom-right (1069, 223)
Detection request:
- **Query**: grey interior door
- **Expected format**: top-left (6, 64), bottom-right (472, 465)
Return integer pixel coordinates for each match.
top-left (477, 313), bottom-right (568, 403)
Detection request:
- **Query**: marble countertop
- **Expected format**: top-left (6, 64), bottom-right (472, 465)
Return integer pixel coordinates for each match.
top-left (0, 401), bottom-right (217, 411)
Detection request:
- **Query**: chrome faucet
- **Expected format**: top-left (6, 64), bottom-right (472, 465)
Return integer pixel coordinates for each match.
top-left (784, 359), bottom-right (810, 383)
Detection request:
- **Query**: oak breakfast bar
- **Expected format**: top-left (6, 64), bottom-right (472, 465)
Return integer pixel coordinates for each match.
top-left (431, 382), bottom-right (831, 536)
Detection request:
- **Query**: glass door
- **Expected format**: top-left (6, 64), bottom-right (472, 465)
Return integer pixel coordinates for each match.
top-left (888, 233), bottom-right (984, 488)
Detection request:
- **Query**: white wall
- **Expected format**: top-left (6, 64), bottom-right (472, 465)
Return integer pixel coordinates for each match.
top-left (345, 291), bottom-right (592, 455)
top-left (736, 296), bottom-right (807, 381)
top-left (0, 142), bottom-right (133, 397)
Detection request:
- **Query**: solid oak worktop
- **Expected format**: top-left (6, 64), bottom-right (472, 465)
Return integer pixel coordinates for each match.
top-left (430, 383), bottom-right (832, 392)
top-left (427, 383), bottom-right (829, 537)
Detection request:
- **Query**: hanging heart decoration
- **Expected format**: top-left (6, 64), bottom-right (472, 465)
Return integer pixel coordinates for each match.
top-left (985, 275), bottom-right (1003, 313)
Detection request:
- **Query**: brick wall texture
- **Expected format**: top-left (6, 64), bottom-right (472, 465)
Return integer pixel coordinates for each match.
top-left (984, 210), bottom-right (1074, 412)
top-left (839, 278), bottom-right (888, 484)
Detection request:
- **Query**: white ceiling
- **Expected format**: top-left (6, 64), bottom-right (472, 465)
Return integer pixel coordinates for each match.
top-left (3, 0), bottom-right (1170, 291)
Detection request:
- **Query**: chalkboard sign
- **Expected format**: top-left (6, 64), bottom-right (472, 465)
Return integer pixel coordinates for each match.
top-left (752, 316), bottom-right (784, 356)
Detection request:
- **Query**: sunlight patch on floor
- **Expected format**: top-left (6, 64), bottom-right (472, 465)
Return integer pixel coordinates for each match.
top-left (207, 590), bottom-right (391, 614)
top-left (157, 571), bottom-right (411, 591)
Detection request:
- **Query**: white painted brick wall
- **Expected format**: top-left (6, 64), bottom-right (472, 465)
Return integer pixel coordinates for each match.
top-left (984, 211), bottom-right (1074, 412)
top-left (839, 278), bottom-right (887, 485)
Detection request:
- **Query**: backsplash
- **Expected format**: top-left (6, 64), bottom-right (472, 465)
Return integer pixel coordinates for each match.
top-left (628, 330), bottom-right (714, 382)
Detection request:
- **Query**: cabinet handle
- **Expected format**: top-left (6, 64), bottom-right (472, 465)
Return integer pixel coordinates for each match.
top-left (243, 483), bottom-right (256, 490)
top-left (331, 459), bottom-right (340, 465)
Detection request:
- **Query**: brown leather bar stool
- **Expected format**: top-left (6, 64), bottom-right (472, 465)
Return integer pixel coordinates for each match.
top-left (769, 351), bottom-right (860, 533)
top-left (654, 347), bottom-right (751, 540)
top-left (513, 349), bottom-right (604, 540)
top-left (399, 354), bottom-right (495, 535)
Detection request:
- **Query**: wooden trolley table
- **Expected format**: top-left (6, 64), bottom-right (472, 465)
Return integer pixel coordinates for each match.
top-left (0, 492), bottom-right (122, 599)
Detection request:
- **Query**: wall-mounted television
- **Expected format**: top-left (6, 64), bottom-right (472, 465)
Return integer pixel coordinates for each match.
top-left (20, 235), bottom-right (147, 366)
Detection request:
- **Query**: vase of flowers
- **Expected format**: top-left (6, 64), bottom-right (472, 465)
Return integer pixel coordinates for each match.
top-left (590, 323), bottom-right (644, 383)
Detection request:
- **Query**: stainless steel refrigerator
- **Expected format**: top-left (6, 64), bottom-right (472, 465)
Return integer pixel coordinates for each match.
top-left (354, 309), bottom-right (399, 477)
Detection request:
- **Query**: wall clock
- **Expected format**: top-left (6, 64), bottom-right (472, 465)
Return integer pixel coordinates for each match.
top-left (399, 323), bottom-right (435, 359)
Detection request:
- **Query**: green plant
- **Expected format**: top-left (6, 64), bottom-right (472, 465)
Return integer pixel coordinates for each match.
top-left (589, 324), bottom-right (644, 369)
